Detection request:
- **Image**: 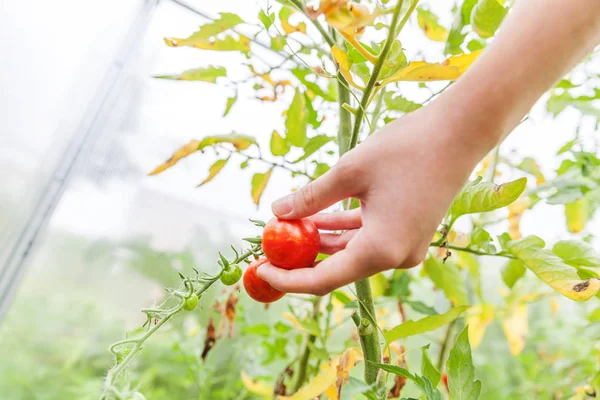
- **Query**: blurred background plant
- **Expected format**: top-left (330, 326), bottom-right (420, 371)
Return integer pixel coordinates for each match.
top-left (0, 0), bottom-right (599, 399)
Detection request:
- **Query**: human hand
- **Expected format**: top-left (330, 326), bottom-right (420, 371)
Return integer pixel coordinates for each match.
top-left (256, 99), bottom-right (498, 295)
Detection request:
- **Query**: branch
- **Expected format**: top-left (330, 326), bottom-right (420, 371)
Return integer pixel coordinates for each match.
top-left (429, 242), bottom-right (517, 259)
top-left (348, 0), bottom-right (407, 150)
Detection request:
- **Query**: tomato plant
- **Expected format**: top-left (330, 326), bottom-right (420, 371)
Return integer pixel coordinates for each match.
top-left (98, 1), bottom-right (600, 399)
top-left (243, 257), bottom-right (286, 303)
top-left (262, 217), bottom-right (320, 269)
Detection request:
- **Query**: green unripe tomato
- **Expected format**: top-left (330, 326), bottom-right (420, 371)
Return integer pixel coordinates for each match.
top-left (183, 294), bottom-right (199, 311)
top-left (221, 264), bottom-right (243, 286)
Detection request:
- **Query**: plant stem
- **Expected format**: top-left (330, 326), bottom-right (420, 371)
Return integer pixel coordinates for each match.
top-left (221, 147), bottom-right (313, 180)
top-left (338, 78), bottom-right (353, 155)
top-left (369, 88), bottom-right (386, 135)
top-left (437, 318), bottom-right (458, 371)
top-left (354, 279), bottom-right (382, 384)
top-left (292, 297), bottom-right (321, 393)
top-left (429, 242), bottom-right (517, 259)
top-left (348, 0), bottom-right (406, 150)
top-left (335, 0), bottom-right (407, 386)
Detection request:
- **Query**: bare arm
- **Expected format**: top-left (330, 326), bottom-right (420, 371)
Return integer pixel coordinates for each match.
top-left (258, 0), bottom-right (600, 295)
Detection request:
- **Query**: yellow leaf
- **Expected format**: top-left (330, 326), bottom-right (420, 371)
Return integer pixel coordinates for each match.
top-left (502, 303), bottom-right (528, 356)
top-left (165, 34), bottom-right (251, 53)
top-left (251, 168), bottom-right (273, 206)
top-left (550, 297), bottom-right (560, 315)
top-left (331, 45), bottom-right (365, 90)
top-left (281, 312), bottom-right (309, 333)
top-left (198, 133), bottom-right (257, 151)
top-left (565, 198), bottom-right (589, 233)
top-left (385, 50), bottom-right (483, 83)
top-left (281, 18), bottom-right (307, 34)
top-left (149, 140), bottom-right (200, 175)
top-left (369, 272), bottom-right (388, 298)
top-left (279, 348), bottom-right (362, 400)
top-left (466, 304), bottom-right (494, 348)
top-left (507, 197), bottom-right (529, 240)
top-left (417, 8), bottom-right (448, 42)
top-left (198, 158), bottom-right (229, 187)
top-left (241, 371), bottom-right (273, 400)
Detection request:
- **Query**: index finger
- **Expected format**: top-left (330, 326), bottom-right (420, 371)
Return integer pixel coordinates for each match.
top-left (256, 231), bottom-right (375, 295)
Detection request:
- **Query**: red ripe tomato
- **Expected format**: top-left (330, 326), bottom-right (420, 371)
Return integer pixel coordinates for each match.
top-left (243, 257), bottom-right (285, 303)
top-left (262, 217), bottom-right (320, 269)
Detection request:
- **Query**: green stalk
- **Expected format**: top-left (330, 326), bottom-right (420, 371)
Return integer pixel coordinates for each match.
top-left (348, 0), bottom-right (407, 150)
top-left (292, 297), bottom-right (321, 393)
top-left (338, 74), bottom-right (353, 155)
top-left (335, 0), bottom-right (407, 386)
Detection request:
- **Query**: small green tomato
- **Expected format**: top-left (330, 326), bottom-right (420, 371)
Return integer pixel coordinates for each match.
top-left (221, 264), bottom-right (243, 286)
top-left (183, 294), bottom-right (199, 311)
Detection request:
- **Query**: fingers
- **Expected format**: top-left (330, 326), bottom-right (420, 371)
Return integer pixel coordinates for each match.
top-left (310, 209), bottom-right (362, 231)
top-left (319, 230), bottom-right (358, 254)
top-left (257, 231), bottom-right (375, 295)
top-left (271, 161), bottom-right (365, 219)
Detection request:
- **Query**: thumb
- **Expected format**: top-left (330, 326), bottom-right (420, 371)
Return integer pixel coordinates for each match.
top-left (271, 164), bottom-right (362, 219)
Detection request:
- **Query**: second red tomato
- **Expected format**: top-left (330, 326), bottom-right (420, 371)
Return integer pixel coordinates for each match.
top-left (262, 217), bottom-right (320, 269)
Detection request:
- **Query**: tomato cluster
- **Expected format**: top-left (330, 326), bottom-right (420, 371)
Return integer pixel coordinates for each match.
top-left (242, 217), bottom-right (320, 303)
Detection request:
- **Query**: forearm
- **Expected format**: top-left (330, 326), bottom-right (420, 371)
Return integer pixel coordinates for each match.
top-left (437, 0), bottom-right (600, 157)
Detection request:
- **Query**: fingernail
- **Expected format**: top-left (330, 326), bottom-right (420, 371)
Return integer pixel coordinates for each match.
top-left (272, 195), bottom-right (293, 216)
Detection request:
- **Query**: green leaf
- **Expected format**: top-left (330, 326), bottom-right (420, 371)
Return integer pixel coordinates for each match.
top-left (313, 162), bottom-right (331, 179)
top-left (557, 137), bottom-right (577, 155)
top-left (285, 89), bottom-right (308, 147)
top-left (421, 345), bottom-right (441, 387)
top-left (270, 130), bottom-right (291, 156)
top-left (417, 8), bottom-right (448, 42)
top-left (292, 135), bottom-right (334, 163)
top-left (384, 92), bottom-right (422, 113)
top-left (406, 300), bottom-right (438, 316)
top-left (506, 236), bottom-right (600, 301)
top-left (155, 66), bottom-right (227, 82)
top-left (547, 88), bottom-right (600, 118)
top-left (424, 257), bottom-right (468, 306)
top-left (371, 363), bottom-right (442, 400)
top-left (469, 227), bottom-right (495, 252)
top-left (449, 176), bottom-right (527, 221)
top-left (259, 9), bottom-right (275, 29)
top-left (242, 324), bottom-right (271, 336)
top-left (251, 168), bottom-right (273, 206)
top-left (471, 0), bottom-right (508, 39)
top-left (198, 133), bottom-right (257, 151)
top-left (198, 158), bottom-right (229, 187)
top-left (446, 326), bottom-right (482, 400)
top-left (383, 306), bottom-right (469, 343)
top-left (387, 271), bottom-right (411, 298)
top-left (223, 94), bottom-right (237, 116)
top-left (501, 259), bottom-right (526, 289)
top-left (304, 92), bottom-right (322, 129)
top-left (164, 13), bottom-right (250, 53)
top-left (379, 40), bottom-right (408, 79)
top-left (271, 35), bottom-right (286, 51)
top-left (332, 290), bottom-right (353, 305)
top-left (589, 308), bottom-right (600, 323)
top-left (372, 363), bottom-right (416, 381)
top-left (446, 0), bottom-right (478, 55)
top-left (292, 68), bottom-right (337, 102)
top-left (552, 240), bottom-right (600, 267)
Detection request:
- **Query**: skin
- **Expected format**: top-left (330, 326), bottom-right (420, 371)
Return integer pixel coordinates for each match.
top-left (257, 0), bottom-right (600, 295)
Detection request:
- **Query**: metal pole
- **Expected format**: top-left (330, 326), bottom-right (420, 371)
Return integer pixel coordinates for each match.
top-left (0, 0), bottom-right (160, 319)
